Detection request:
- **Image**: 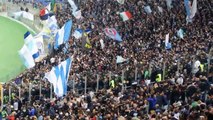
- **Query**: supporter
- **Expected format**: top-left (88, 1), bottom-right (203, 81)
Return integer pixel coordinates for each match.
top-left (1, 0), bottom-right (213, 119)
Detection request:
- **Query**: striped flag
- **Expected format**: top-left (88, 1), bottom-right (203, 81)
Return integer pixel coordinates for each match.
top-left (54, 20), bottom-right (73, 49)
top-left (24, 31), bottom-right (39, 59)
top-left (120, 11), bottom-right (132, 21)
top-left (45, 58), bottom-right (72, 97)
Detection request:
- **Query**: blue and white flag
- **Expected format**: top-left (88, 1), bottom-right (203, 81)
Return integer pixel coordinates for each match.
top-left (73, 29), bottom-right (83, 39)
top-left (184, 0), bottom-right (191, 22)
top-left (177, 29), bottom-right (184, 39)
top-left (46, 58), bottom-right (72, 97)
top-left (24, 31), bottom-right (40, 59)
top-left (165, 42), bottom-right (172, 49)
top-left (54, 20), bottom-right (72, 49)
top-left (18, 44), bottom-right (35, 69)
top-left (144, 6), bottom-right (152, 14)
top-left (104, 28), bottom-right (122, 42)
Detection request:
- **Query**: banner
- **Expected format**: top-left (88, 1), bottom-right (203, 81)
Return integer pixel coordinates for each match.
top-left (104, 28), bottom-right (122, 42)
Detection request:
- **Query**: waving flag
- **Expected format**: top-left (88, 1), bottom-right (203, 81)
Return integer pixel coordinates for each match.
top-left (190, 0), bottom-right (197, 19)
top-left (144, 6), bottom-right (152, 14)
top-left (177, 29), bottom-right (184, 39)
top-left (68, 0), bottom-right (78, 13)
top-left (24, 31), bottom-right (40, 59)
top-left (46, 58), bottom-right (72, 97)
top-left (120, 11), bottom-right (132, 21)
top-left (116, 56), bottom-right (129, 64)
top-left (72, 10), bottom-right (82, 19)
top-left (184, 0), bottom-right (191, 19)
top-left (18, 45), bottom-right (35, 69)
top-left (104, 28), bottom-right (122, 42)
top-left (54, 20), bottom-right (73, 49)
top-left (117, 0), bottom-right (125, 4)
top-left (166, 0), bottom-right (172, 9)
top-left (73, 29), bottom-right (83, 39)
top-left (165, 33), bottom-right (171, 49)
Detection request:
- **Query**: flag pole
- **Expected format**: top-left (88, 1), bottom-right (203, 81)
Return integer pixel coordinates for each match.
top-left (19, 87), bottom-right (21, 100)
top-left (9, 85), bottom-right (11, 103)
top-left (39, 81), bottom-right (42, 98)
top-left (84, 76), bottom-right (87, 96)
top-left (135, 67), bottom-right (138, 81)
top-left (121, 70), bottom-right (124, 93)
top-left (50, 83), bottom-right (53, 100)
top-left (29, 83), bottom-right (31, 102)
top-left (163, 62), bottom-right (166, 81)
top-left (96, 74), bottom-right (99, 93)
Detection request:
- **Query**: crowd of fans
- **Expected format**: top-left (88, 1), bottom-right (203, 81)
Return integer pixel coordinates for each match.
top-left (1, 0), bottom-right (213, 119)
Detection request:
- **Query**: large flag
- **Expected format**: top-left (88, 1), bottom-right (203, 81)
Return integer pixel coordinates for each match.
top-left (24, 31), bottom-right (40, 59)
top-left (54, 20), bottom-right (73, 49)
top-left (120, 11), bottom-right (132, 21)
top-left (68, 0), bottom-right (78, 13)
top-left (46, 58), bottom-right (72, 97)
top-left (18, 45), bottom-right (35, 69)
top-left (104, 28), bottom-right (122, 42)
top-left (117, 0), bottom-right (125, 4)
top-left (190, 0), bottom-right (197, 19)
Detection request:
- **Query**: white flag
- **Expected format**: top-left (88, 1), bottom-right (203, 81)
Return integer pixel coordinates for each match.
top-left (165, 33), bottom-right (169, 46)
top-left (100, 39), bottom-right (105, 49)
top-left (190, 0), bottom-right (197, 19)
top-left (68, 0), bottom-right (78, 13)
top-left (117, 0), bottom-right (125, 4)
top-left (18, 45), bottom-right (35, 69)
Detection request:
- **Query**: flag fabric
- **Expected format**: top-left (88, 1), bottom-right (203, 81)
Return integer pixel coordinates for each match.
top-left (24, 31), bottom-right (40, 59)
top-left (184, 0), bottom-right (191, 18)
top-left (73, 29), bottom-right (83, 39)
top-left (177, 29), bottom-right (184, 39)
top-left (34, 35), bottom-right (44, 55)
top-left (85, 28), bottom-right (92, 34)
top-left (157, 6), bottom-right (163, 13)
top-left (165, 33), bottom-right (169, 46)
top-left (68, 0), bottom-right (78, 13)
top-left (22, 11), bottom-right (34, 21)
top-left (51, 0), bottom-right (55, 11)
top-left (54, 20), bottom-right (73, 49)
top-left (144, 6), bottom-right (152, 14)
top-left (46, 58), bottom-right (72, 97)
top-left (165, 42), bottom-right (172, 49)
top-left (117, 0), bottom-right (125, 4)
top-left (120, 11), bottom-right (132, 21)
top-left (39, 8), bottom-right (48, 20)
top-left (190, 0), bottom-right (197, 19)
top-left (104, 28), bottom-right (122, 42)
top-left (72, 10), bottom-right (82, 19)
top-left (18, 45), bottom-right (35, 69)
top-left (166, 0), bottom-right (172, 9)
top-left (116, 56), bottom-right (128, 64)
top-left (100, 39), bottom-right (105, 49)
